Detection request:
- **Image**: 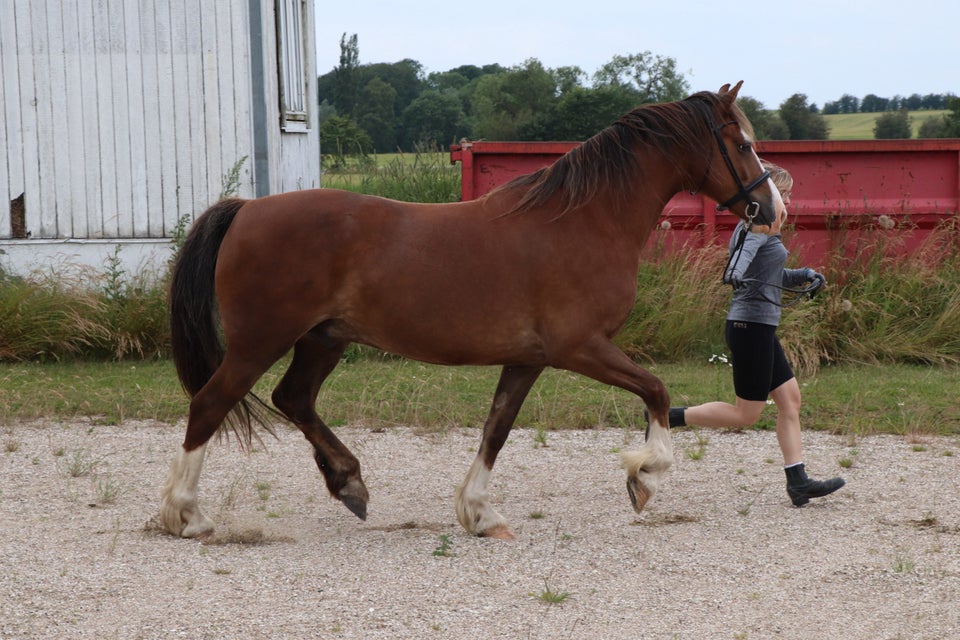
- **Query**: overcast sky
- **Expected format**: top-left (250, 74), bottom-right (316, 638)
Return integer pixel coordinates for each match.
top-left (315, 0), bottom-right (958, 109)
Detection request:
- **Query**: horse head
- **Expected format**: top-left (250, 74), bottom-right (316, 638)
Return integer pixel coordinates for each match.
top-left (693, 81), bottom-right (785, 235)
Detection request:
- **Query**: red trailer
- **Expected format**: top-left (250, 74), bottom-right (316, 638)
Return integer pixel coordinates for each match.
top-left (450, 139), bottom-right (960, 265)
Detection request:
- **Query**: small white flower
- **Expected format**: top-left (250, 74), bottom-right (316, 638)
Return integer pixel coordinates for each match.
top-left (841, 299), bottom-right (853, 312)
top-left (660, 220), bottom-right (672, 231)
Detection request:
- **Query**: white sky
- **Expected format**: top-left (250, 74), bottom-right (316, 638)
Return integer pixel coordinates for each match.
top-left (315, 0), bottom-right (959, 109)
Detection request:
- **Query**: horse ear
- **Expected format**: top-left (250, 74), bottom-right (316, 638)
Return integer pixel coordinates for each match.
top-left (721, 81), bottom-right (744, 104)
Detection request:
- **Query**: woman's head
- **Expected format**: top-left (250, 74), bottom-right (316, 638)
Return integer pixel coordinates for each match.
top-left (761, 160), bottom-right (793, 205)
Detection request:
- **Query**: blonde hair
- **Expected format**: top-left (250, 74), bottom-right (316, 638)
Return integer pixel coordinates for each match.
top-left (761, 159), bottom-right (793, 193)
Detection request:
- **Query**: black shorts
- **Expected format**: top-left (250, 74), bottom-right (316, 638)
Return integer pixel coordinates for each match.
top-left (725, 320), bottom-right (795, 401)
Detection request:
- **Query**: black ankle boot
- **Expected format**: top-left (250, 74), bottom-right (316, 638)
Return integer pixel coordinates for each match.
top-left (784, 463), bottom-right (845, 507)
top-left (644, 407), bottom-right (686, 441)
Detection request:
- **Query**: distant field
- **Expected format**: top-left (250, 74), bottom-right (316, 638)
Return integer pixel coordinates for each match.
top-left (823, 110), bottom-right (948, 139)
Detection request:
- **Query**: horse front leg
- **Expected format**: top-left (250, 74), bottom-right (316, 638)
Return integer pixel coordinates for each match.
top-left (556, 337), bottom-right (675, 514)
top-left (455, 365), bottom-right (543, 540)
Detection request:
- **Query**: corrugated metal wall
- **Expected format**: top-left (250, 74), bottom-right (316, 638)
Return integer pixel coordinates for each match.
top-left (0, 0), bottom-right (319, 244)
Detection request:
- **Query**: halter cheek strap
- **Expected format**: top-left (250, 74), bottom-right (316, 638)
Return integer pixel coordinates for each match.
top-left (711, 121), bottom-right (771, 216)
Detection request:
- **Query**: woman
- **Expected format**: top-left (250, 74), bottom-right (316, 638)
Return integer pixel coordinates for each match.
top-left (665, 161), bottom-right (845, 507)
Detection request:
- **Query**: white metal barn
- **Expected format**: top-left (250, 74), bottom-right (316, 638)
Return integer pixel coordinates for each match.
top-left (0, 0), bottom-right (319, 279)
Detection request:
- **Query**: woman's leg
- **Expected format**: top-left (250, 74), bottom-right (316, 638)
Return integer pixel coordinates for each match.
top-left (769, 378), bottom-right (846, 506)
top-left (683, 397), bottom-right (766, 429)
top-left (769, 377), bottom-right (802, 466)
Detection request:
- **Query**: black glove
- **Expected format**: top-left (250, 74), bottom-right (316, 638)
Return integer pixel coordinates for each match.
top-left (804, 268), bottom-right (826, 298)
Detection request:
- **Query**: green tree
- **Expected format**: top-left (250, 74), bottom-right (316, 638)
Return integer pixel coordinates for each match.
top-left (778, 94), bottom-right (829, 140)
top-left (917, 115), bottom-right (948, 138)
top-left (738, 96), bottom-right (787, 140)
top-left (320, 115), bottom-right (372, 169)
top-left (552, 65), bottom-right (587, 96)
top-left (944, 97), bottom-right (960, 136)
top-left (356, 77), bottom-right (398, 152)
top-left (470, 59), bottom-right (557, 140)
top-left (334, 33), bottom-right (360, 117)
top-left (521, 85), bottom-right (636, 141)
top-left (427, 70), bottom-right (470, 92)
top-left (873, 109), bottom-right (912, 139)
top-left (860, 94), bottom-right (888, 112)
top-left (917, 98), bottom-right (960, 138)
top-left (592, 51), bottom-right (689, 103)
top-left (357, 59), bottom-right (425, 117)
top-left (401, 90), bottom-right (466, 148)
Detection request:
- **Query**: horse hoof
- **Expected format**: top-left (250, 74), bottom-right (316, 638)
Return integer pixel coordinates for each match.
top-left (480, 524), bottom-right (516, 540)
top-left (626, 476), bottom-right (652, 513)
top-left (338, 478), bottom-right (369, 520)
top-left (340, 495), bottom-right (367, 520)
top-left (181, 520), bottom-right (215, 539)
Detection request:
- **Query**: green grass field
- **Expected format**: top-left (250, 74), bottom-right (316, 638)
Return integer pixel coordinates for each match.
top-left (823, 110), bottom-right (948, 140)
top-left (1, 357), bottom-right (958, 436)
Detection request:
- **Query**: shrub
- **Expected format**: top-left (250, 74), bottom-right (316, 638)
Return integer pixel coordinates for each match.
top-left (0, 260), bottom-right (169, 362)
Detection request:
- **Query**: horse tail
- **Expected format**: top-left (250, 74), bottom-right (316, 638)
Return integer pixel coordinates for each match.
top-left (168, 197), bottom-right (277, 447)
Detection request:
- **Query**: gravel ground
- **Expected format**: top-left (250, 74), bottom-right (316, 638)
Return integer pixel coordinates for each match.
top-left (1, 419), bottom-right (959, 639)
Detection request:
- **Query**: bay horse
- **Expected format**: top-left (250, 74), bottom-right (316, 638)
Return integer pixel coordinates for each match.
top-left (161, 81), bottom-right (784, 540)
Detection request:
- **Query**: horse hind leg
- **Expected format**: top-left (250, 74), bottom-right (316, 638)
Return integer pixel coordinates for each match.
top-left (161, 352), bottom-right (277, 538)
top-left (161, 442), bottom-right (213, 538)
top-left (271, 331), bottom-right (369, 521)
top-left (455, 365), bottom-right (543, 540)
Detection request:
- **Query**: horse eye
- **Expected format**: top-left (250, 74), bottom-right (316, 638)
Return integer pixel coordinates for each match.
top-left (737, 143), bottom-right (752, 153)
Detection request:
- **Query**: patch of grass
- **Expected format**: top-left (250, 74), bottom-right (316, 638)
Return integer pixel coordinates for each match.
top-left (0, 263), bottom-right (169, 362)
top-left (432, 533), bottom-right (454, 557)
top-left (0, 358), bottom-right (957, 435)
top-left (823, 110), bottom-right (949, 140)
top-left (685, 431), bottom-right (709, 461)
top-left (893, 550), bottom-right (916, 574)
top-left (531, 580), bottom-right (572, 605)
top-left (322, 146), bottom-right (461, 203)
top-left (254, 480), bottom-right (271, 502)
top-left (64, 450), bottom-right (97, 478)
top-left (94, 475), bottom-right (124, 505)
top-left (533, 427), bottom-right (548, 448)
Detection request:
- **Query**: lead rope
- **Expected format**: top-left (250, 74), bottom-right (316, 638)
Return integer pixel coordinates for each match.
top-left (722, 226), bottom-right (824, 308)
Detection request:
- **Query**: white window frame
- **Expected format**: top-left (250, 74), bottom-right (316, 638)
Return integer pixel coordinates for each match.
top-left (277, 0), bottom-right (308, 132)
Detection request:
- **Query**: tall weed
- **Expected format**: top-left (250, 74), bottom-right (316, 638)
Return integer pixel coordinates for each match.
top-left (322, 145), bottom-right (461, 203)
top-left (0, 261), bottom-right (168, 362)
top-left (617, 215), bottom-right (960, 373)
top-left (819, 217), bottom-right (960, 367)
top-left (0, 267), bottom-right (109, 360)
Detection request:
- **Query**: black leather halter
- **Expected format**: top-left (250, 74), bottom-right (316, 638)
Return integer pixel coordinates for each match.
top-left (711, 120), bottom-right (771, 221)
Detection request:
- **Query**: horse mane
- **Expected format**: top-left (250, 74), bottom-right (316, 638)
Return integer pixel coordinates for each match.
top-left (491, 90), bottom-right (750, 217)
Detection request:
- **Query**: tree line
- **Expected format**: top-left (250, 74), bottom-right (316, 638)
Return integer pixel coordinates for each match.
top-left (318, 34), bottom-right (960, 159)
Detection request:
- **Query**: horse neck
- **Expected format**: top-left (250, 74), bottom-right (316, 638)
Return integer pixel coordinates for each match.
top-left (602, 151), bottom-right (689, 250)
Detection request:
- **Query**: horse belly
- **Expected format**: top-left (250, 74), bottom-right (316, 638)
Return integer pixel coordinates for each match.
top-left (346, 285), bottom-right (546, 366)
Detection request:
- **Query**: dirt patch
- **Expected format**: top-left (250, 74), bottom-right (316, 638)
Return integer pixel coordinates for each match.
top-left (2, 420), bottom-right (959, 639)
